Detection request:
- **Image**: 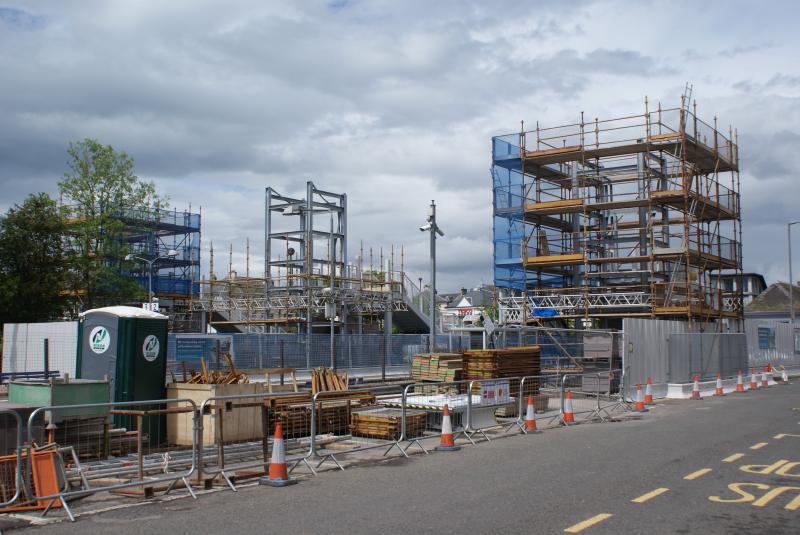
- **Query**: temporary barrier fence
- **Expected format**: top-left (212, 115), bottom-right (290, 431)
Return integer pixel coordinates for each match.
top-left (0, 409), bottom-right (23, 509)
top-left (399, 379), bottom-right (476, 453)
top-left (560, 369), bottom-right (625, 425)
top-left (24, 398), bottom-right (198, 521)
top-left (309, 385), bottom-right (409, 471)
top-left (196, 391), bottom-right (317, 492)
top-left (0, 371), bottom-right (641, 520)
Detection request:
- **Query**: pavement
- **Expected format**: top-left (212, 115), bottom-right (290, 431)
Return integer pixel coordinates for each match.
top-left (7, 381), bottom-right (800, 534)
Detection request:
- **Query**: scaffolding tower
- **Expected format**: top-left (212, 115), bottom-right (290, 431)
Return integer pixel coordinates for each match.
top-left (493, 95), bottom-right (743, 330)
top-left (122, 207), bottom-right (201, 331)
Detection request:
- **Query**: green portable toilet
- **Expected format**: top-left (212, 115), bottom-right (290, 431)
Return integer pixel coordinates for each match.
top-left (76, 306), bottom-right (169, 446)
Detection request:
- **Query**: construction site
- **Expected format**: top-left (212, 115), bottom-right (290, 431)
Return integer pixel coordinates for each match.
top-left (0, 92), bottom-right (798, 530)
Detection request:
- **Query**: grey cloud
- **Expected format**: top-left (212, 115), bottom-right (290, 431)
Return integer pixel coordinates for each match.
top-left (1, 1), bottom-right (799, 290)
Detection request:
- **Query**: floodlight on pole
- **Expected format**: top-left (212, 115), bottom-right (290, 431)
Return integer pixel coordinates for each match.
top-left (419, 200), bottom-right (444, 353)
top-left (126, 249), bottom-right (179, 304)
top-left (789, 221), bottom-right (800, 323)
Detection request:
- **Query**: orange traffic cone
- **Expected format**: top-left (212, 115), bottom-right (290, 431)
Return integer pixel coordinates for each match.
top-left (691, 375), bottom-right (702, 400)
top-left (736, 370), bottom-right (745, 393)
top-left (750, 368), bottom-right (758, 390)
top-left (436, 404), bottom-right (461, 451)
top-left (644, 377), bottom-right (654, 404)
top-left (634, 384), bottom-right (648, 412)
top-left (768, 363), bottom-right (773, 373)
top-left (714, 373), bottom-right (725, 396)
top-left (524, 395), bottom-right (540, 434)
top-left (761, 368), bottom-right (769, 388)
top-left (259, 422), bottom-right (297, 487)
top-left (562, 390), bottom-right (576, 425)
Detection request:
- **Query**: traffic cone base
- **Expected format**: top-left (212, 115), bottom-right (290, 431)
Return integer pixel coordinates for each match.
top-left (259, 422), bottom-right (297, 487)
top-left (260, 475), bottom-right (298, 487)
top-left (436, 404), bottom-right (461, 451)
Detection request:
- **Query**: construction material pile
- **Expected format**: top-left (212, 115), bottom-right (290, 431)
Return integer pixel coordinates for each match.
top-left (178, 355), bottom-right (249, 385)
top-left (411, 353), bottom-right (463, 382)
top-left (351, 407), bottom-right (426, 440)
top-left (310, 367), bottom-right (349, 394)
top-left (462, 346), bottom-right (541, 380)
top-left (269, 391), bottom-right (375, 438)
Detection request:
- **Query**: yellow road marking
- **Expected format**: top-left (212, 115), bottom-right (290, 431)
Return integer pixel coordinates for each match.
top-left (775, 434), bottom-right (800, 439)
top-left (750, 442), bottom-right (768, 450)
top-left (723, 453), bottom-right (745, 463)
top-left (684, 468), bottom-right (712, 480)
top-left (564, 514), bottom-right (613, 533)
top-left (631, 487), bottom-right (670, 503)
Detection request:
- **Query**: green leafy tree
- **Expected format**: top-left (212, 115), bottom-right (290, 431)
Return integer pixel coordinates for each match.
top-left (0, 193), bottom-right (68, 323)
top-left (59, 139), bottom-right (166, 309)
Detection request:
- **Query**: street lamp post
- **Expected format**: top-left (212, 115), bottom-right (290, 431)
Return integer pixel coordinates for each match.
top-left (420, 200), bottom-right (444, 353)
top-left (125, 249), bottom-right (178, 304)
top-left (789, 221), bottom-right (800, 323)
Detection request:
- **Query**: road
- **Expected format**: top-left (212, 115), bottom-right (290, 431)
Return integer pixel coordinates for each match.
top-left (11, 382), bottom-right (800, 534)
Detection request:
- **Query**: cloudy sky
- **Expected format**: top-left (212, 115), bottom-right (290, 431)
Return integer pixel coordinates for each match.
top-left (1, 1), bottom-right (799, 290)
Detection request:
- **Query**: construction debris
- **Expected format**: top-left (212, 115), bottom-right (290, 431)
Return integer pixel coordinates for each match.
top-left (310, 367), bottom-right (349, 394)
top-left (184, 355), bottom-right (249, 385)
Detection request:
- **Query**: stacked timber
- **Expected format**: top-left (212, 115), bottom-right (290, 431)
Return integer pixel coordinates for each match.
top-left (351, 408), bottom-right (427, 440)
top-left (411, 353), bottom-right (463, 382)
top-left (267, 391), bottom-right (376, 438)
top-left (462, 346), bottom-right (541, 380)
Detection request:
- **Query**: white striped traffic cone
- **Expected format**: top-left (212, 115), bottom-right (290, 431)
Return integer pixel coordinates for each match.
top-left (634, 384), bottom-right (648, 412)
top-left (644, 377), bottom-right (654, 405)
top-left (562, 390), bottom-right (576, 425)
top-left (524, 395), bottom-right (540, 434)
top-left (436, 404), bottom-right (461, 451)
top-left (761, 368), bottom-right (769, 388)
top-left (259, 422), bottom-right (297, 487)
top-left (750, 368), bottom-right (758, 390)
top-left (714, 373), bottom-right (725, 396)
top-left (691, 375), bottom-right (702, 400)
top-left (781, 369), bottom-right (790, 385)
top-left (736, 370), bottom-right (745, 393)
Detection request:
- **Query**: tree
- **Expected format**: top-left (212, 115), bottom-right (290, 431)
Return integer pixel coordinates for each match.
top-left (0, 193), bottom-right (68, 324)
top-left (59, 139), bottom-right (166, 309)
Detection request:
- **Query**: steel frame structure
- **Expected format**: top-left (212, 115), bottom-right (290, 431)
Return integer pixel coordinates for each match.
top-left (193, 181), bottom-right (421, 333)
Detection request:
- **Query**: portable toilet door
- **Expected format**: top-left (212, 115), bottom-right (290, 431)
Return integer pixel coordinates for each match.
top-left (77, 306), bottom-right (169, 446)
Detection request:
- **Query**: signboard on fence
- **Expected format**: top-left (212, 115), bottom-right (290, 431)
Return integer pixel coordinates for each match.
top-left (479, 379), bottom-right (510, 404)
top-left (174, 335), bottom-right (233, 366)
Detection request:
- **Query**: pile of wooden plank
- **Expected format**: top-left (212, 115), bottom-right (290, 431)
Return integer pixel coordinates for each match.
top-left (411, 353), bottom-right (463, 382)
top-left (462, 346), bottom-right (541, 380)
top-left (267, 391), bottom-right (375, 438)
top-left (351, 408), bottom-right (427, 440)
top-left (310, 367), bottom-right (349, 394)
top-left (177, 355), bottom-right (248, 385)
